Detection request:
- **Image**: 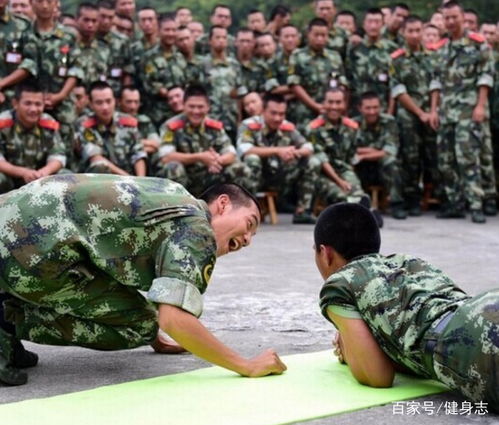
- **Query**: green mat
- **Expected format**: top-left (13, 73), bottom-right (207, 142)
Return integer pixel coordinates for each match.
top-left (0, 350), bottom-right (447, 425)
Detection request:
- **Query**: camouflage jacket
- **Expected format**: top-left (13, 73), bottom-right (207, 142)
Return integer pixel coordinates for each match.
top-left (75, 111), bottom-right (146, 173)
top-left (239, 57), bottom-right (265, 93)
top-left (195, 32), bottom-right (236, 56)
top-left (353, 113), bottom-right (399, 158)
top-left (0, 174), bottom-right (217, 318)
top-left (430, 31), bottom-right (495, 124)
top-left (381, 26), bottom-right (404, 51)
top-left (263, 49), bottom-right (292, 92)
top-left (305, 115), bottom-right (359, 173)
top-left (0, 109), bottom-right (66, 169)
top-left (99, 30), bottom-right (133, 95)
top-left (130, 37), bottom-right (158, 76)
top-left (319, 253), bottom-right (469, 376)
top-left (288, 46), bottom-right (347, 102)
top-left (76, 38), bottom-right (112, 88)
top-left (136, 113), bottom-right (159, 142)
top-left (300, 24), bottom-right (349, 59)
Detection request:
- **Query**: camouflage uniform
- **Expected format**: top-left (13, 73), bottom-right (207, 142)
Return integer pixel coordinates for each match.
top-left (200, 54), bottom-right (247, 141)
top-left (380, 26), bottom-right (404, 50)
top-left (184, 54), bottom-right (204, 86)
top-left (76, 38), bottom-right (112, 89)
top-left (353, 113), bottom-right (404, 206)
top-left (288, 47), bottom-right (347, 132)
top-left (0, 10), bottom-right (37, 111)
top-left (305, 115), bottom-right (366, 204)
top-left (491, 45), bottom-right (499, 182)
top-left (130, 37), bottom-right (158, 93)
top-left (319, 253), bottom-right (499, 407)
top-left (430, 32), bottom-right (496, 211)
top-left (237, 115), bottom-right (317, 210)
top-left (75, 112), bottom-right (146, 175)
top-left (140, 45), bottom-right (187, 128)
top-left (0, 174), bottom-right (216, 352)
top-left (30, 23), bottom-right (83, 171)
top-left (299, 25), bottom-right (349, 59)
top-left (0, 110), bottom-right (66, 193)
top-left (195, 32), bottom-right (236, 56)
top-left (390, 46), bottom-right (438, 208)
top-left (157, 114), bottom-right (252, 196)
top-left (346, 37), bottom-right (394, 111)
top-left (239, 57), bottom-right (265, 94)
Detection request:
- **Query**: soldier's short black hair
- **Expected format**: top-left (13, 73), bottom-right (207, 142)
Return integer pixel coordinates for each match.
top-left (200, 183), bottom-right (262, 220)
top-left (97, 0), bottom-right (114, 11)
top-left (88, 81), bottom-right (113, 100)
top-left (336, 10), bottom-right (357, 21)
top-left (14, 80), bottom-right (43, 100)
top-left (402, 15), bottom-right (423, 27)
top-left (211, 4), bottom-right (231, 16)
top-left (262, 93), bottom-right (286, 109)
top-left (442, 1), bottom-right (463, 12)
top-left (183, 84), bottom-right (209, 103)
top-left (392, 3), bottom-right (410, 12)
top-left (359, 91), bottom-right (380, 104)
top-left (119, 85), bottom-right (139, 98)
top-left (308, 17), bottom-right (328, 32)
top-left (269, 5), bottom-right (290, 22)
top-left (209, 25), bottom-right (227, 39)
top-left (236, 26), bottom-right (254, 36)
top-left (77, 2), bottom-right (98, 18)
top-left (159, 12), bottom-right (176, 26)
top-left (248, 9), bottom-right (263, 16)
top-left (314, 203), bottom-right (381, 260)
top-left (464, 8), bottom-right (478, 16)
top-left (256, 31), bottom-right (273, 40)
top-left (176, 6), bottom-right (191, 13)
top-left (364, 8), bottom-right (384, 18)
top-left (137, 6), bottom-right (158, 17)
top-left (325, 87), bottom-right (346, 99)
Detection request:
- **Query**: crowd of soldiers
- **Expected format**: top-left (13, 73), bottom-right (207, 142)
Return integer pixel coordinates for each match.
top-left (0, 0), bottom-right (498, 224)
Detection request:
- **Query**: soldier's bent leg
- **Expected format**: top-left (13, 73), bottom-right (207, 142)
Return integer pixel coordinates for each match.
top-left (481, 122), bottom-right (497, 215)
top-left (242, 154), bottom-right (263, 194)
top-left (222, 161), bottom-right (254, 193)
top-left (155, 161), bottom-right (188, 188)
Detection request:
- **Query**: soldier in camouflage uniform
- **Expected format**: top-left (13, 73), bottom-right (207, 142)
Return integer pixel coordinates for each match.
top-left (390, 16), bottom-right (438, 216)
top-left (0, 82), bottom-right (66, 194)
top-left (380, 4), bottom-right (409, 50)
top-left (236, 28), bottom-right (265, 94)
top-left (429, 1), bottom-right (496, 223)
top-left (0, 174), bottom-right (286, 385)
top-left (30, 0), bottom-right (83, 171)
top-left (316, 203), bottom-right (499, 409)
top-left (288, 18), bottom-right (347, 133)
top-left (346, 8), bottom-right (395, 112)
top-left (195, 4), bottom-right (235, 56)
top-left (0, 0), bottom-right (37, 112)
top-left (75, 3), bottom-right (112, 89)
top-left (305, 89), bottom-right (366, 205)
top-left (237, 93), bottom-right (317, 224)
top-left (200, 25), bottom-right (247, 142)
top-left (140, 14), bottom-right (186, 128)
top-left (75, 81), bottom-right (146, 176)
top-left (175, 25), bottom-right (203, 86)
top-left (354, 92), bottom-right (405, 218)
top-left (157, 85), bottom-right (252, 196)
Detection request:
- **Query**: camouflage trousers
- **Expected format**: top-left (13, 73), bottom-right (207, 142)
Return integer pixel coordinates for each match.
top-left (156, 160), bottom-right (253, 197)
top-left (315, 169), bottom-right (366, 204)
top-left (398, 115), bottom-right (439, 206)
top-left (0, 260), bottom-right (158, 351)
top-left (243, 154), bottom-right (317, 210)
top-left (481, 122), bottom-right (497, 202)
top-left (0, 168), bottom-right (72, 195)
top-left (49, 100), bottom-right (78, 172)
top-left (436, 120), bottom-right (484, 210)
top-left (355, 157), bottom-right (404, 205)
top-left (426, 290), bottom-right (499, 409)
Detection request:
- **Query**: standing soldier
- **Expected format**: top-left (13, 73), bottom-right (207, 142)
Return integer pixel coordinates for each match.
top-left (381, 3), bottom-right (410, 49)
top-left (430, 1), bottom-right (496, 223)
top-left (30, 0), bottom-right (82, 171)
top-left (288, 18), bottom-right (347, 133)
top-left (140, 13), bottom-right (186, 128)
top-left (0, 0), bottom-right (37, 112)
top-left (346, 8), bottom-right (395, 112)
top-left (156, 85), bottom-right (252, 196)
top-left (75, 2), bottom-right (112, 89)
top-left (312, 0), bottom-right (349, 59)
top-left (195, 4), bottom-right (235, 56)
top-left (176, 25), bottom-right (203, 86)
top-left (390, 15), bottom-right (438, 216)
top-left (237, 93), bottom-right (317, 224)
top-left (200, 25), bottom-right (247, 142)
top-left (235, 27), bottom-right (264, 94)
top-left (75, 81), bottom-right (146, 176)
top-left (0, 82), bottom-right (66, 193)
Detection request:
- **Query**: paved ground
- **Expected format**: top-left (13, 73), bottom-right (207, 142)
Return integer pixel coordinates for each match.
top-left (1, 210), bottom-right (499, 424)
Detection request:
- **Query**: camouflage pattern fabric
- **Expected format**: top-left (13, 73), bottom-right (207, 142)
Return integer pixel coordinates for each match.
top-left (195, 32), bottom-right (236, 56)
top-left (263, 49), bottom-right (291, 92)
top-left (0, 110), bottom-right (66, 193)
top-left (299, 25), bottom-right (349, 59)
top-left (157, 114), bottom-right (252, 196)
top-left (76, 38), bottom-right (112, 89)
top-left (319, 253), bottom-right (498, 406)
top-left (380, 26), bottom-right (405, 50)
top-left (240, 57), bottom-right (265, 93)
top-left (130, 37), bottom-right (158, 93)
top-left (0, 174), bottom-right (217, 349)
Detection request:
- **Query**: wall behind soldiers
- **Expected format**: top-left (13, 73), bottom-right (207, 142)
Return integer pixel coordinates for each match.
top-left (61, 1), bottom-right (499, 28)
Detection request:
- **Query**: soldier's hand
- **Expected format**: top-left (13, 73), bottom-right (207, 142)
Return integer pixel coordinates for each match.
top-left (277, 146), bottom-right (297, 162)
top-left (472, 104), bottom-right (486, 123)
top-left (142, 139), bottom-right (160, 153)
top-left (418, 111), bottom-right (431, 125)
top-left (0, 92), bottom-right (5, 104)
top-left (428, 111), bottom-right (439, 131)
top-left (151, 332), bottom-right (187, 354)
top-left (337, 179), bottom-right (352, 193)
top-left (21, 169), bottom-right (41, 183)
top-left (349, 34), bottom-right (362, 46)
top-left (242, 349), bottom-right (287, 377)
top-left (333, 333), bottom-right (346, 364)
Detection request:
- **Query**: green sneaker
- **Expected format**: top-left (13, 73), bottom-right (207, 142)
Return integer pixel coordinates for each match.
top-left (471, 209), bottom-right (486, 224)
top-left (483, 199), bottom-right (497, 216)
top-left (292, 212), bottom-right (316, 224)
top-left (0, 328), bottom-right (27, 386)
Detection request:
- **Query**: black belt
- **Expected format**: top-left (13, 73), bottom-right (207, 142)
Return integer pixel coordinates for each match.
top-left (422, 311), bottom-right (455, 376)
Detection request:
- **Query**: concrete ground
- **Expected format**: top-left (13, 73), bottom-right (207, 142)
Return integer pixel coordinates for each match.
top-left (1, 210), bottom-right (499, 424)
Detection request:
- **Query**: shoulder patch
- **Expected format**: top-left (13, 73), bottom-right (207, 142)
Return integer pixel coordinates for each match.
top-left (247, 122), bottom-right (262, 131)
top-left (118, 116), bottom-right (138, 127)
top-left (390, 48), bottom-right (406, 59)
top-left (38, 118), bottom-right (60, 131)
top-left (167, 119), bottom-right (185, 131)
top-left (83, 117), bottom-right (97, 128)
top-left (205, 118), bottom-right (224, 130)
top-left (342, 117), bottom-right (359, 130)
top-left (279, 122), bottom-right (295, 132)
top-left (469, 32), bottom-right (486, 43)
top-left (0, 118), bottom-right (14, 129)
top-left (427, 38), bottom-right (449, 51)
top-left (309, 117), bottom-right (326, 130)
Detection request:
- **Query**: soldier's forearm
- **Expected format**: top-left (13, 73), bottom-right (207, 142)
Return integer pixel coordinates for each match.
top-left (292, 85), bottom-right (320, 112)
top-left (0, 69), bottom-right (29, 91)
top-left (56, 77), bottom-right (78, 101)
top-left (398, 93), bottom-right (425, 117)
top-left (134, 159), bottom-right (147, 176)
top-left (430, 90), bottom-right (440, 113)
top-left (0, 160), bottom-right (31, 178)
top-left (476, 86), bottom-right (490, 109)
top-left (38, 160), bottom-right (63, 176)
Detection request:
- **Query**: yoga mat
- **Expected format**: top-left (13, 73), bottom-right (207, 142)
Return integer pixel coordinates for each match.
top-left (0, 350), bottom-right (447, 425)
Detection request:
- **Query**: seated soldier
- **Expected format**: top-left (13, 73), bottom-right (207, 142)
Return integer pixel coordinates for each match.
top-left (75, 81), bottom-right (147, 176)
top-left (0, 176), bottom-right (286, 385)
top-left (315, 203), bottom-right (499, 410)
top-left (0, 81), bottom-right (66, 194)
top-left (242, 92), bottom-right (263, 118)
top-left (237, 93), bottom-right (318, 224)
top-left (167, 86), bottom-right (185, 115)
top-left (353, 92), bottom-right (405, 219)
top-left (156, 84), bottom-right (252, 196)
